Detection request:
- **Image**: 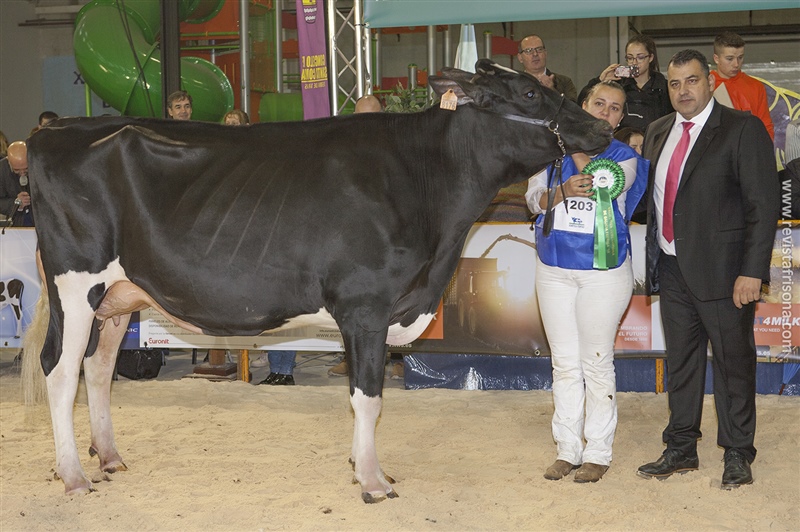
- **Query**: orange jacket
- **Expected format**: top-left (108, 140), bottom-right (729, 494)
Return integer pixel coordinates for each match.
top-left (712, 70), bottom-right (775, 140)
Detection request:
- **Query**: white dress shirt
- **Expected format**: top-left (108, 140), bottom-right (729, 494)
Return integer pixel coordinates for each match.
top-left (654, 98), bottom-right (715, 255)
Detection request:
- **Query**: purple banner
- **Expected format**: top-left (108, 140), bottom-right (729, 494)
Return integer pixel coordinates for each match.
top-left (296, 0), bottom-right (331, 119)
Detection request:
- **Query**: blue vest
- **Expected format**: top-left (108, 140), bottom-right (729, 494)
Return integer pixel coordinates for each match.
top-left (535, 140), bottom-right (648, 270)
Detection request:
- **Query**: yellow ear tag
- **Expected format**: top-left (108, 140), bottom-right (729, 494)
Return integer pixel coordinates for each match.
top-left (439, 89), bottom-right (458, 111)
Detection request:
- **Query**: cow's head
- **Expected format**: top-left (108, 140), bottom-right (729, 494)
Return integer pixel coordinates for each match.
top-left (429, 59), bottom-right (611, 157)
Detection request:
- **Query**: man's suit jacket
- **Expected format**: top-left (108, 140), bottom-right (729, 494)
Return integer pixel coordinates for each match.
top-left (0, 157), bottom-right (28, 226)
top-left (644, 102), bottom-right (779, 301)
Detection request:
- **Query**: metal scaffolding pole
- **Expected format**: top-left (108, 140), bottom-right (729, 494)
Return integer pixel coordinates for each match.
top-left (443, 26), bottom-right (451, 68)
top-left (239, 0), bottom-right (250, 115)
top-left (427, 25), bottom-right (436, 100)
top-left (354, 0), bottom-right (365, 97)
top-left (275, 0), bottom-right (283, 93)
top-left (373, 30), bottom-right (381, 90)
top-left (326, 0), bottom-right (362, 115)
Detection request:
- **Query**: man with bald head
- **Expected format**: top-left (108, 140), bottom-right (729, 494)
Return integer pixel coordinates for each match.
top-left (355, 94), bottom-right (382, 114)
top-left (0, 141), bottom-right (33, 227)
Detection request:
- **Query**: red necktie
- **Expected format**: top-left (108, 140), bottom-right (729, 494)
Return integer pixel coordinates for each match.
top-left (662, 121), bottom-right (694, 243)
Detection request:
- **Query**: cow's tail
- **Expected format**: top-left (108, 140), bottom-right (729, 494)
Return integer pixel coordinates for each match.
top-left (21, 288), bottom-right (49, 405)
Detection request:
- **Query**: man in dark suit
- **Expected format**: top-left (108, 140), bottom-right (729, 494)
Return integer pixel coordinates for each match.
top-left (637, 49), bottom-right (779, 489)
top-left (0, 141), bottom-right (32, 227)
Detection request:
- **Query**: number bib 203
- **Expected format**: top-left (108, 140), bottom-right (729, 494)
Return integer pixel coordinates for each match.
top-left (552, 198), bottom-right (595, 234)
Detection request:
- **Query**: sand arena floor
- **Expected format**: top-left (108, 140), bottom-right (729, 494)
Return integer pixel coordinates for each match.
top-left (0, 349), bottom-right (797, 531)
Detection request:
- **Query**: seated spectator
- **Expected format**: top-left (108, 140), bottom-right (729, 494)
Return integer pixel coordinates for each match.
top-left (355, 95), bottom-right (382, 113)
top-left (0, 141), bottom-right (33, 227)
top-left (39, 111), bottom-right (59, 127)
top-left (167, 90), bottom-right (193, 120)
top-left (578, 34), bottom-right (672, 132)
top-left (615, 127), bottom-right (647, 224)
top-left (223, 109), bottom-right (250, 125)
top-left (614, 127), bottom-right (644, 156)
top-left (257, 351), bottom-right (297, 386)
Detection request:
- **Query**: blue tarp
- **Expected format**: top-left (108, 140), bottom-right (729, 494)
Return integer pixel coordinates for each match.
top-left (404, 353), bottom-right (800, 395)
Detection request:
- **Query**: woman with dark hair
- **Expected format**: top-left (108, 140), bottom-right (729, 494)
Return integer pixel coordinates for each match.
top-left (578, 34), bottom-right (673, 131)
top-left (614, 127), bottom-right (644, 155)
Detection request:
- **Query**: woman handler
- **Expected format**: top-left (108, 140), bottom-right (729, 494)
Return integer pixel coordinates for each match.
top-left (525, 81), bottom-right (648, 483)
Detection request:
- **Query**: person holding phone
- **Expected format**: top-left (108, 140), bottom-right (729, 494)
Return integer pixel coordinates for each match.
top-left (578, 34), bottom-right (673, 132)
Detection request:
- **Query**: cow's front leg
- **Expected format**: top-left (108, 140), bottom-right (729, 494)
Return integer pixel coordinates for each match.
top-left (84, 314), bottom-right (130, 477)
top-left (346, 328), bottom-right (397, 503)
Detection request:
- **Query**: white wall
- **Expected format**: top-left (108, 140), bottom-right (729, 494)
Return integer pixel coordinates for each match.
top-left (1, 0), bottom-right (75, 143)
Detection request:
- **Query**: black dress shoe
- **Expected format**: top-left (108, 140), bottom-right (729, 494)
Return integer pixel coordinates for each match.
top-left (270, 374), bottom-right (295, 386)
top-left (722, 449), bottom-right (753, 489)
top-left (258, 372), bottom-right (279, 385)
top-left (637, 449), bottom-right (699, 480)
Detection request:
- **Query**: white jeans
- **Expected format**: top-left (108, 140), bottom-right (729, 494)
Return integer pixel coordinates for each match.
top-left (535, 257), bottom-right (633, 466)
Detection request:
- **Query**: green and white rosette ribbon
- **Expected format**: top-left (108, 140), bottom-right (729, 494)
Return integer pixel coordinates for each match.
top-left (584, 158), bottom-right (625, 270)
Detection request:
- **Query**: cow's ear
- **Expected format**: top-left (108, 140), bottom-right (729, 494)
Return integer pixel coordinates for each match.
top-left (428, 76), bottom-right (474, 106)
top-left (475, 58), bottom-right (518, 77)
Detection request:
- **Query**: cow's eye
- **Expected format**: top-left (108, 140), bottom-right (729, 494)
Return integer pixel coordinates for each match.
top-left (525, 90), bottom-right (535, 99)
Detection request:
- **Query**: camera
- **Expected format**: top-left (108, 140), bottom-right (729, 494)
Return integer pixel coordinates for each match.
top-left (614, 65), bottom-right (640, 78)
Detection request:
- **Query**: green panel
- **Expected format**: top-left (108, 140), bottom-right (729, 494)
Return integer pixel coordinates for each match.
top-left (74, 0), bottom-right (233, 121)
top-left (363, 0), bottom-right (798, 28)
top-left (259, 92), bottom-right (304, 122)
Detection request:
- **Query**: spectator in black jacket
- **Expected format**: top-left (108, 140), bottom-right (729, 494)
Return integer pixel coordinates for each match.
top-left (578, 34), bottom-right (673, 132)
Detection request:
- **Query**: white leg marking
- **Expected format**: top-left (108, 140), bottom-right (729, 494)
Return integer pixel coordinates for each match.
top-left (350, 389), bottom-right (394, 501)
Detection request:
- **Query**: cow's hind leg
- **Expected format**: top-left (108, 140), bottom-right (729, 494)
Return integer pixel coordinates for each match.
top-left (45, 288), bottom-right (98, 494)
top-left (345, 325), bottom-right (397, 503)
top-left (84, 313), bottom-right (131, 478)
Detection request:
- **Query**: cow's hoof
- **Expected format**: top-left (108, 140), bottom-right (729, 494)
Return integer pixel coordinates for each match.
top-left (88, 445), bottom-right (97, 457)
top-left (60, 475), bottom-right (95, 495)
top-left (65, 485), bottom-right (96, 495)
top-left (101, 461), bottom-right (128, 474)
top-left (361, 489), bottom-right (399, 504)
top-left (56, 470), bottom-right (96, 495)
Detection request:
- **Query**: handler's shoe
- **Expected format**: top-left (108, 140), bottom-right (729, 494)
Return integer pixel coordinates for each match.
top-left (721, 449), bottom-right (753, 489)
top-left (637, 449), bottom-right (699, 480)
top-left (328, 359), bottom-right (348, 377)
top-left (544, 460), bottom-right (579, 480)
top-left (574, 463), bottom-right (609, 483)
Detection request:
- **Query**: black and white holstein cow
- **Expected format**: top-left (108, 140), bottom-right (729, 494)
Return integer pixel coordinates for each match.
top-left (23, 60), bottom-right (611, 502)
